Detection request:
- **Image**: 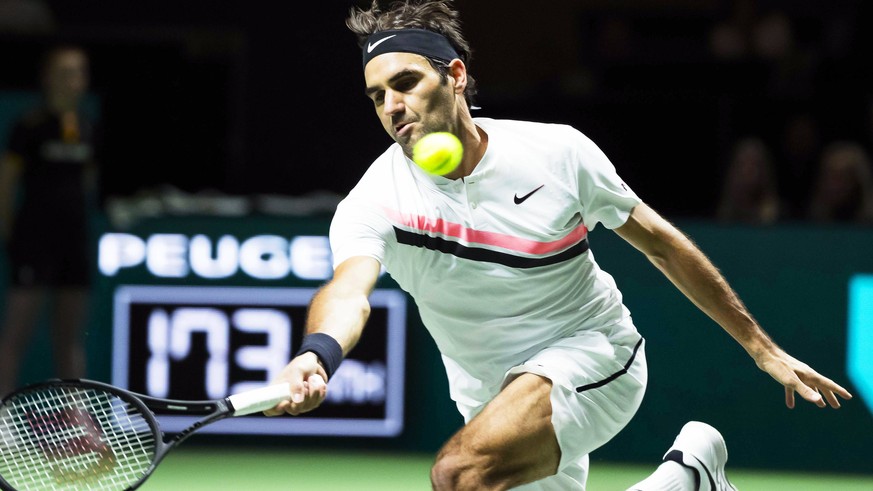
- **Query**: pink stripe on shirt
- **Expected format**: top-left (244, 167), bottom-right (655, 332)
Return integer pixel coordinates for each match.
top-left (384, 208), bottom-right (588, 255)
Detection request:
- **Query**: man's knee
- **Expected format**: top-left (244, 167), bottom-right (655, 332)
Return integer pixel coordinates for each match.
top-left (430, 451), bottom-right (463, 490)
top-left (430, 444), bottom-right (504, 491)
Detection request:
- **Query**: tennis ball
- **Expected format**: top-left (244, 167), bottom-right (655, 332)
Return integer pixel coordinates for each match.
top-left (412, 132), bottom-right (463, 175)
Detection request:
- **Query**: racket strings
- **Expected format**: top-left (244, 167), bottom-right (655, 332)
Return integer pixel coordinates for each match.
top-left (0, 385), bottom-right (157, 490)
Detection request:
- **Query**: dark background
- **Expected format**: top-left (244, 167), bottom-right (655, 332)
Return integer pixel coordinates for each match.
top-left (2, 0), bottom-right (872, 219)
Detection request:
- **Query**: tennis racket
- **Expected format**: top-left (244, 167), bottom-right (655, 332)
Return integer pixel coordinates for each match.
top-left (0, 378), bottom-right (294, 491)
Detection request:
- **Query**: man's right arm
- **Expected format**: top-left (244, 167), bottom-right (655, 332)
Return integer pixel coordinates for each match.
top-left (263, 255), bottom-right (382, 416)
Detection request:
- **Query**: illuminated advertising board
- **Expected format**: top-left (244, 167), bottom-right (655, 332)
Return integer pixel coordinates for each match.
top-left (111, 285), bottom-right (406, 436)
top-left (99, 233), bottom-right (335, 281)
top-left (100, 226), bottom-right (407, 438)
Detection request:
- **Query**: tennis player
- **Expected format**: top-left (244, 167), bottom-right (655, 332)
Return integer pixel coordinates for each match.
top-left (265, 2), bottom-right (852, 490)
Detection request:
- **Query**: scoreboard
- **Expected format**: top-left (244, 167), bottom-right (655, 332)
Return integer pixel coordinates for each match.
top-left (97, 219), bottom-right (408, 438)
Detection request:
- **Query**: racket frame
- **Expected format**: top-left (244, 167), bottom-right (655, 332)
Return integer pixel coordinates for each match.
top-left (0, 378), bottom-right (239, 491)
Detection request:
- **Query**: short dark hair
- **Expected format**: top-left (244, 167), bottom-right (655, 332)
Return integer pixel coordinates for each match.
top-left (346, 0), bottom-right (477, 107)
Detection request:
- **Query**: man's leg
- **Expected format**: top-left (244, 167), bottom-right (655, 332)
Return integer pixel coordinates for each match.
top-left (51, 287), bottom-right (89, 380)
top-left (430, 373), bottom-right (560, 491)
top-left (0, 288), bottom-right (46, 395)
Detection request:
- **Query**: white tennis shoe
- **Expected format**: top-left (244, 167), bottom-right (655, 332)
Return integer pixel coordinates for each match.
top-left (662, 421), bottom-right (738, 491)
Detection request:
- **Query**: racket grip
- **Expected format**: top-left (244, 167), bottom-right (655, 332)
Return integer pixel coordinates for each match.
top-left (228, 383), bottom-right (293, 416)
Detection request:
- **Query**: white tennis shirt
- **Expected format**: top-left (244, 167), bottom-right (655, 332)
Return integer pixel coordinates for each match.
top-left (330, 117), bottom-right (643, 407)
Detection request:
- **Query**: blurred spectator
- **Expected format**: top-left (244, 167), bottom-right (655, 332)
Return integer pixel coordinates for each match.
top-left (751, 11), bottom-right (794, 61)
top-left (0, 0), bottom-right (55, 34)
top-left (868, 98), bottom-right (873, 154)
top-left (709, 20), bottom-right (747, 61)
top-left (0, 45), bottom-right (100, 395)
top-left (716, 137), bottom-right (784, 225)
top-left (822, 12), bottom-right (857, 60)
top-left (594, 16), bottom-right (634, 62)
top-left (778, 112), bottom-right (822, 219)
top-left (752, 11), bottom-right (818, 99)
top-left (807, 141), bottom-right (873, 224)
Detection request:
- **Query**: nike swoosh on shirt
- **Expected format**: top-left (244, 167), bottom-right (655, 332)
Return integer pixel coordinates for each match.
top-left (367, 35), bottom-right (397, 53)
top-left (513, 184), bottom-right (545, 204)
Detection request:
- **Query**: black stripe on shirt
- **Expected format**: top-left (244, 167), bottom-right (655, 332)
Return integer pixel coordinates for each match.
top-left (576, 337), bottom-right (644, 393)
top-left (393, 227), bottom-right (589, 269)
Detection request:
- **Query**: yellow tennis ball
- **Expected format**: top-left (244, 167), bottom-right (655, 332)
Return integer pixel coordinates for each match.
top-left (412, 132), bottom-right (463, 175)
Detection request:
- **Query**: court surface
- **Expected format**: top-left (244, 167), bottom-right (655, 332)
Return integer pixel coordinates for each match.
top-left (140, 446), bottom-right (873, 490)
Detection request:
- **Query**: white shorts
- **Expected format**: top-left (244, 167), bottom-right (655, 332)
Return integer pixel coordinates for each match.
top-left (456, 326), bottom-right (648, 490)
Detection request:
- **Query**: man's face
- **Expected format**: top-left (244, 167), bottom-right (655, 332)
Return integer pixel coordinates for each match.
top-left (44, 49), bottom-right (89, 102)
top-left (364, 52), bottom-right (459, 157)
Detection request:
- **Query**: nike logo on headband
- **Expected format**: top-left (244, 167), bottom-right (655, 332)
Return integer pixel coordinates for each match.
top-left (367, 35), bottom-right (397, 53)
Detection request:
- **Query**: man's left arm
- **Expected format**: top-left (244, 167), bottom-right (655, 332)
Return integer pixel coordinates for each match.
top-left (614, 202), bottom-right (853, 409)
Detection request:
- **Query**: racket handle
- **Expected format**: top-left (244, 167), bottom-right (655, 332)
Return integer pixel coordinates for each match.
top-left (228, 383), bottom-right (292, 416)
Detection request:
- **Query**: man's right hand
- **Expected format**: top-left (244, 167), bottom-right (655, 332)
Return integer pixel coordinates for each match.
top-left (263, 352), bottom-right (329, 416)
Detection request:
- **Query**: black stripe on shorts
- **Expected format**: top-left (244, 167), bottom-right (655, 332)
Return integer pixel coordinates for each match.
top-left (575, 337), bottom-right (644, 393)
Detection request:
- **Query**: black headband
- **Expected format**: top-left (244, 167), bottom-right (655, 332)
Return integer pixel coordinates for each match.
top-left (362, 28), bottom-right (460, 69)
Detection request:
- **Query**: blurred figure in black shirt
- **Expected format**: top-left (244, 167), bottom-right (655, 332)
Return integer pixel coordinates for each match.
top-left (0, 45), bottom-right (99, 395)
top-left (716, 137), bottom-right (785, 225)
top-left (807, 141), bottom-right (873, 224)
